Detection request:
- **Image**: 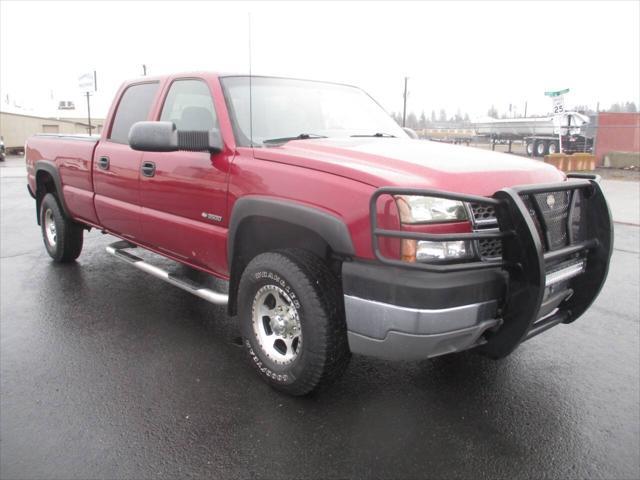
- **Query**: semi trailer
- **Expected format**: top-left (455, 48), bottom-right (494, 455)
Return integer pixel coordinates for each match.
top-left (474, 112), bottom-right (594, 157)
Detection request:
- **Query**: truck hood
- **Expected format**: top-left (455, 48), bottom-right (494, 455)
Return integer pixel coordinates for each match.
top-left (254, 137), bottom-right (565, 196)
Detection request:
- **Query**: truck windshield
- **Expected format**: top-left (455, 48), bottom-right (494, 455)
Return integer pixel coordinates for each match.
top-left (220, 76), bottom-right (407, 147)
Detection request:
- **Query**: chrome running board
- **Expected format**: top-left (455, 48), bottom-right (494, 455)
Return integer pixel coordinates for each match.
top-left (105, 241), bottom-right (228, 305)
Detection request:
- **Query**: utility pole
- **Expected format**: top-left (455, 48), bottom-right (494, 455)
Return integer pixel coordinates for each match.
top-left (142, 64), bottom-right (147, 76)
top-left (78, 70), bottom-right (97, 135)
top-left (524, 101), bottom-right (528, 118)
top-left (86, 91), bottom-right (92, 135)
top-left (402, 77), bottom-right (408, 127)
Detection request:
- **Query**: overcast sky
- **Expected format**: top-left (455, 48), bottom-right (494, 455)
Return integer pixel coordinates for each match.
top-left (1, 0), bottom-right (639, 120)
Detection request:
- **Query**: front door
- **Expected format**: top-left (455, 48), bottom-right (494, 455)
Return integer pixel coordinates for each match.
top-left (138, 78), bottom-right (230, 275)
top-left (93, 81), bottom-right (160, 240)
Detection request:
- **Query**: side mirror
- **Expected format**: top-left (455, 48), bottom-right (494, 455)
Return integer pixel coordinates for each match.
top-left (129, 121), bottom-right (222, 153)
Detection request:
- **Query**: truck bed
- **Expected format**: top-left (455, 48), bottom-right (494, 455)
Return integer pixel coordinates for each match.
top-left (26, 134), bottom-right (101, 225)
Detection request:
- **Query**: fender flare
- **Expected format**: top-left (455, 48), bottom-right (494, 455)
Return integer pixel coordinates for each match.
top-left (34, 160), bottom-right (71, 221)
top-left (227, 196), bottom-right (355, 267)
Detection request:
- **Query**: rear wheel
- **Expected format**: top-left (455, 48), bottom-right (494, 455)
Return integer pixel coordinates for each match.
top-left (526, 141), bottom-right (534, 156)
top-left (40, 193), bottom-right (84, 262)
top-left (535, 140), bottom-right (548, 157)
top-left (238, 249), bottom-right (350, 395)
top-left (548, 141), bottom-right (559, 155)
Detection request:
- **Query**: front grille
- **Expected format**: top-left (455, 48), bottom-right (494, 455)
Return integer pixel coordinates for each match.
top-left (521, 190), bottom-right (579, 251)
top-left (477, 237), bottom-right (502, 258)
top-left (469, 202), bottom-right (497, 224)
top-left (470, 203), bottom-right (502, 259)
top-left (470, 189), bottom-right (585, 258)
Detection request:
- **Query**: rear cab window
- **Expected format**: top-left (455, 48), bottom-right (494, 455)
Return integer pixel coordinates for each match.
top-left (108, 82), bottom-right (159, 144)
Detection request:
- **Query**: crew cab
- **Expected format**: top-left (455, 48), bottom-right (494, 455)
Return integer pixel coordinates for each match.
top-left (25, 73), bottom-right (613, 395)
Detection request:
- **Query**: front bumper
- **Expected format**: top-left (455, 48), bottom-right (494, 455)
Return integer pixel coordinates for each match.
top-left (345, 294), bottom-right (500, 361)
top-left (344, 174), bottom-right (613, 361)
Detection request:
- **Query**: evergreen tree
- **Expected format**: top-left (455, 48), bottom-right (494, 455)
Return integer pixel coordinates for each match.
top-left (407, 112), bottom-right (419, 129)
top-left (419, 111), bottom-right (427, 129)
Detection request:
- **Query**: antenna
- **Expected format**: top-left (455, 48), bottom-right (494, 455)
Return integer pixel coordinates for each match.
top-left (248, 13), bottom-right (253, 147)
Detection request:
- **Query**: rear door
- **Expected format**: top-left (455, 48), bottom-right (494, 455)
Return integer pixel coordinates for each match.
top-left (138, 78), bottom-right (231, 274)
top-left (93, 82), bottom-right (160, 239)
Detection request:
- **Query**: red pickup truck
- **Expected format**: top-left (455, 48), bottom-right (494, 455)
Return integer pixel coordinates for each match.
top-left (26, 72), bottom-right (613, 395)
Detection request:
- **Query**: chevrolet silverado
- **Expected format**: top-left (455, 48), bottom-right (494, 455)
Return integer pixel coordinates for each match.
top-left (25, 73), bottom-right (613, 395)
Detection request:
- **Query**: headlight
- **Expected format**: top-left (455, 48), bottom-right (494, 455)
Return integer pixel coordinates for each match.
top-left (395, 195), bottom-right (468, 224)
top-left (416, 240), bottom-right (470, 261)
top-left (401, 238), bottom-right (473, 263)
top-left (395, 195), bottom-right (473, 263)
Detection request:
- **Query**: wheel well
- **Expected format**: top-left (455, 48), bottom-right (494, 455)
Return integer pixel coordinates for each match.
top-left (35, 170), bottom-right (57, 224)
top-left (227, 216), bottom-right (340, 316)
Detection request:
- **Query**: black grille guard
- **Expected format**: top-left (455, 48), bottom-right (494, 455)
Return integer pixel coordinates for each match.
top-left (369, 173), bottom-right (614, 358)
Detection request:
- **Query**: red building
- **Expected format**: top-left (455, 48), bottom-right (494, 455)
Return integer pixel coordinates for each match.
top-left (594, 112), bottom-right (640, 164)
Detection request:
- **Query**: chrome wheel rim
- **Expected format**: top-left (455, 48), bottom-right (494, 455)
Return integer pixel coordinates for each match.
top-left (549, 143), bottom-right (557, 154)
top-left (251, 284), bottom-right (302, 365)
top-left (44, 208), bottom-right (57, 246)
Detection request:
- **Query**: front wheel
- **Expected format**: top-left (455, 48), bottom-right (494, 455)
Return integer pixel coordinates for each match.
top-left (548, 141), bottom-right (559, 155)
top-left (40, 193), bottom-right (84, 262)
top-left (238, 250), bottom-right (350, 395)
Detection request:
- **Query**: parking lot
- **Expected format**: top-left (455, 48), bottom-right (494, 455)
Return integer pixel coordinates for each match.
top-left (1, 156), bottom-right (638, 479)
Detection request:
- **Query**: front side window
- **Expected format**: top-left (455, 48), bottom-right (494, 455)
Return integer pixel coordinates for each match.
top-left (109, 82), bottom-right (159, 144)
top-left (160, 79), bottom-right (218, 130)
top-left (220, 76), bottom-right (407, 146)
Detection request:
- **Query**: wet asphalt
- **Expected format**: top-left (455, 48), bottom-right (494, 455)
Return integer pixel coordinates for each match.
top-left (1, 161), bottom-right (639, 479)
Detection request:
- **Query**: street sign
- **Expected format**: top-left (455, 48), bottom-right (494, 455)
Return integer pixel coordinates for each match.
top-left (552, 95), bottom-right (565, 114)
top-left (78, 71), bottom-right (96, 92)
top-left (545, 88), bottom-right (570, 152)
top-left (544, 88), bottom-right (570, 97)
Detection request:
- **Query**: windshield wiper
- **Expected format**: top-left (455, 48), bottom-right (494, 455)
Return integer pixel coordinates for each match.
top-left (350, 133), bottom-right (396, 138)
top-left (262, 133), bottom-right (328, 145)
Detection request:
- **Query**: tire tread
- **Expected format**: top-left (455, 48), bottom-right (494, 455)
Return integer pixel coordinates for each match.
top-left (239, 249), bottom-right (350, 395)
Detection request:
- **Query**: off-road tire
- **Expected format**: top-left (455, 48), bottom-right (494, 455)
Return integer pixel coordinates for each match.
top-left (40, 193), bottom-right (83, 262)
top-left (238, 249), bottom-right (351, 395)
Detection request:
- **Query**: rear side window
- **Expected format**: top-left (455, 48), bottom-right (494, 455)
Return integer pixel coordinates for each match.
top-left (160, 79), bottom-right (217, 130)
top-left (109, 82), bottom-right (159, 144)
